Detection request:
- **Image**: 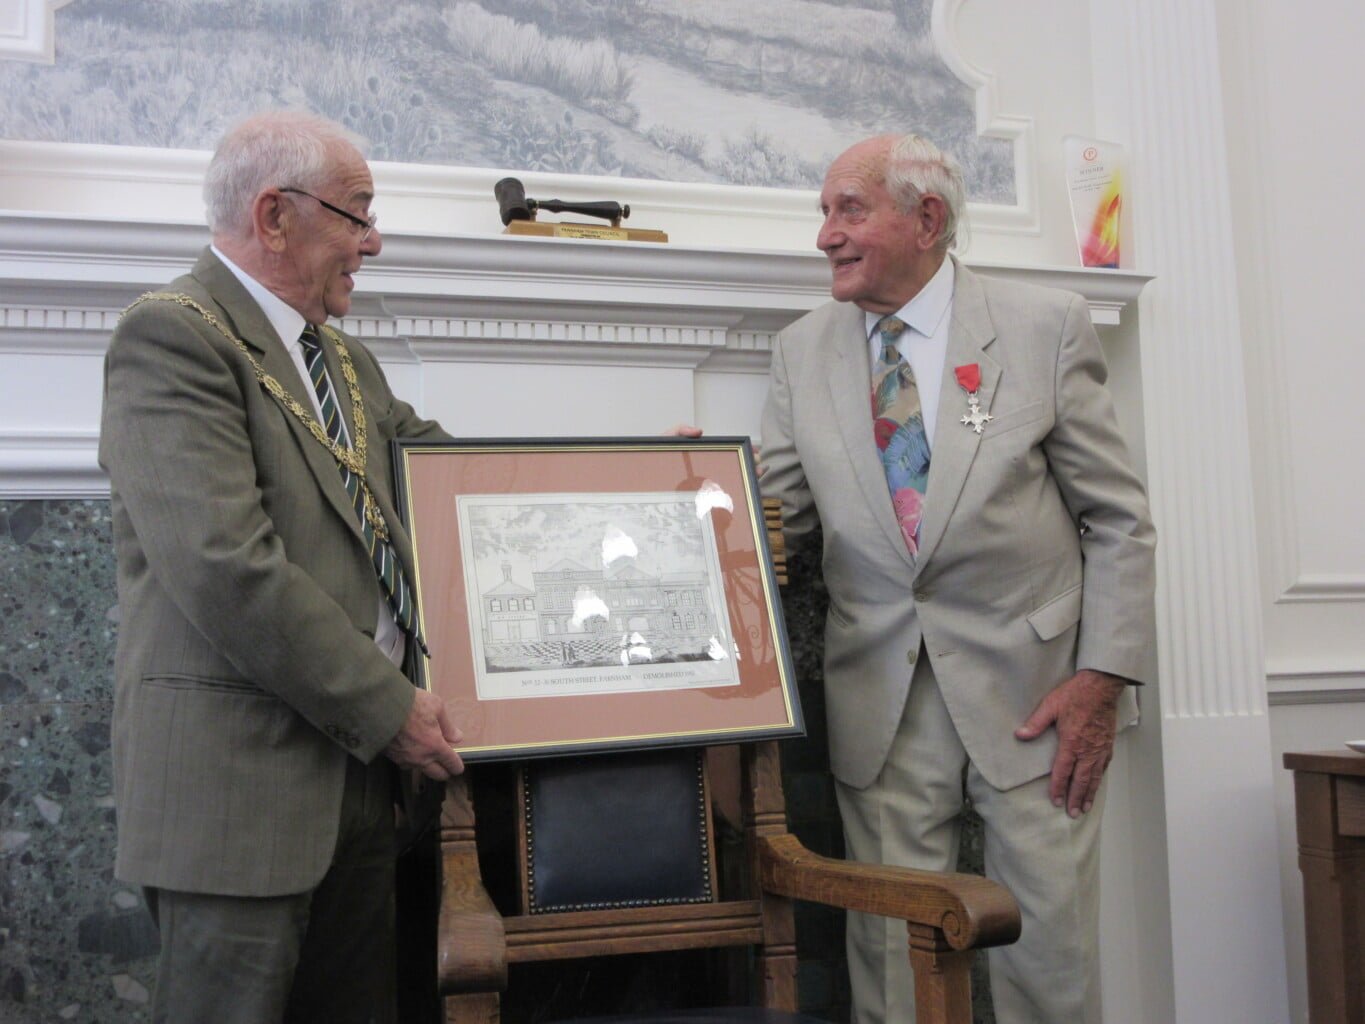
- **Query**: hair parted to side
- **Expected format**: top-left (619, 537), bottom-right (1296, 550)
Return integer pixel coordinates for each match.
top-left (884, 133), bottom-right (969, 254)
top-left (203, 111), bottom-right (368, 236)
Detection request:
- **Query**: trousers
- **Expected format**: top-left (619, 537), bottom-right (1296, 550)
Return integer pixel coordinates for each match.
top-left (145, 755), bottom-right (398, 1024)
top-left (835, 653), bottom-right (1106, 1023)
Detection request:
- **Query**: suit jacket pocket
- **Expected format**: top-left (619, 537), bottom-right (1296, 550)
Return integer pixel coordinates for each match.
top-left (143, 673), bottom-right (273, 698)
top-left (123, 672), bottom-right (339, 894)
top-left (1025, 583), bottom-right (1082, 641)
top-left (826, 599), bottom-right (852, 627)
top-left (977, 400), bottom-right (1045, 442)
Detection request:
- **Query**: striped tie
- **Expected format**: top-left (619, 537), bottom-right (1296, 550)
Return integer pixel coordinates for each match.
top-left (299, 326), bottom-right (425, 650)
top-left (871, 315), bottom-right (931, 556)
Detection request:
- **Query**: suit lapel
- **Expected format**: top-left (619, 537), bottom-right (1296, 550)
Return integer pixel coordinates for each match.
top-left (914, 262), bottom-right (999, 571)
top-left (193, 251), bottom-right (370, 551)
top-left (825, 304), bottom-right (918, 571)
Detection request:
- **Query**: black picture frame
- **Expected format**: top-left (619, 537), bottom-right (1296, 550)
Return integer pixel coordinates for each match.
top-left (392, 436), bottom-right (803, 762)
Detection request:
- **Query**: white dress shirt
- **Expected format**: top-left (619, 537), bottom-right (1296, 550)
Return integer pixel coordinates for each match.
top-left (212, 245), bottom-right (405, 666)
top-left (865, 255), bottom-right (955, 449)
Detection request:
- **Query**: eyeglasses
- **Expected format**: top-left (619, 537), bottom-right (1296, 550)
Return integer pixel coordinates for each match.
top-left (278, 187), bottom-right (377, 241)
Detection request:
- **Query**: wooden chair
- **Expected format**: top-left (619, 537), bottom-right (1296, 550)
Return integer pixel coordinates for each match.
top-left (427, 504), bottom-right (1020, 1024)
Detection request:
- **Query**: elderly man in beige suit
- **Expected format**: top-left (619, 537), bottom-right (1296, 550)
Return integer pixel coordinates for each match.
top-left (760, 134), bottom-right (1156, 1022)
top-left (99, 111), bottom-right (465, 1023)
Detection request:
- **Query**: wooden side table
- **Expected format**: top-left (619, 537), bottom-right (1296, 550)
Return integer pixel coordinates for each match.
top-left (1284, 751), bottom-right (1365, 1023)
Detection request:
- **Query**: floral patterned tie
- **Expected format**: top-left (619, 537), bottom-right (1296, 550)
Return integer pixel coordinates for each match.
top-left (871, 315), bottom-right (931, 556)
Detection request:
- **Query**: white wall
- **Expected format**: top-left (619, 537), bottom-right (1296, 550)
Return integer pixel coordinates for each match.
top-left (1218, 0), bottom-right (1365, 672)
top-left (1216, 2), bottom-right (1365, 1020)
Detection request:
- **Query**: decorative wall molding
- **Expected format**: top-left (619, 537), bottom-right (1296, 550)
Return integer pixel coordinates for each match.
top-left (1267, 658), bottom-right (1365, 682)
top-left (1279, 574), bottom-right (1365, 604)
top-left (0, 306), bottom-right (119, 355)
top-left (932, 0), bottom-right (1039, 235)
top-left (0, 429), bottom-right (104, 498)
top-left (1101, 0), bottom-right (1290, 1020)
top-left (0, 129), bottom-right (1040, 253)
top-left (1225, 5), bottom-right (1304, 609)
top-left (1120, 16), bottom-right (1265, 723)
top-left (1268, 653), bottom-right (1365, 709)
top-left (0, 0), bottom-right (73, 65)
top-left (0, 211), bottom-right (1147, 499)
top-left (405, 319), bottom-right (732, 372)
top-left (966, 261), bottom-right (1149, 326)
top-left (0, 212), bottom-right (1147, 324)
top-left (1268, 685), bottom-right (1365, 707)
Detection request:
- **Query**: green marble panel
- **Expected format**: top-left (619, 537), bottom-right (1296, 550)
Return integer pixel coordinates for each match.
top-left (0, 500), bottom-right (156, 1022)
top-left (0, 501), bottom-right (118, 705)
top-left (0, 699), bottom-right (156, 1022)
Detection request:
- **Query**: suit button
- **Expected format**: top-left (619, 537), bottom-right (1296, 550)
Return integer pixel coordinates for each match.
top-left (907, 648), bottom-right (918, 665)
top-left (914, 587), bottom-right (930, 601)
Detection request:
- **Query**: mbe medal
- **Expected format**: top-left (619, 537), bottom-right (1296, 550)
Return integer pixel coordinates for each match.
top-left (954, 363), bottom-right (993, 435)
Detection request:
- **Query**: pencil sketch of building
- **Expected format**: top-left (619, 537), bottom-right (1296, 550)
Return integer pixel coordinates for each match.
top-left (457, 490), bottom-right (741, 694)
top-left (478, 557), bottom-right (718, 671)
top-left (482, 562), bottom-right (539, 642)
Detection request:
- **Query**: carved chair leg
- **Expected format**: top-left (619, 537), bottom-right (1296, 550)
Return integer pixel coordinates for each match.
top-left (444, 991), bottom-right (500, 1024)
top-left (908, 938), bottom-right (974, 1024)
top-left (759, 942), bottom-right (799, 1011)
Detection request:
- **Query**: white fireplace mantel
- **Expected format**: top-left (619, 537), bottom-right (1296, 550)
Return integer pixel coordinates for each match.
top-left (0, 210), bottom-right (1149, 498)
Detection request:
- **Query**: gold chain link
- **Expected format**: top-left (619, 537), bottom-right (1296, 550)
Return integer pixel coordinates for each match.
top-left (121, 292), bottom-right (392, 541)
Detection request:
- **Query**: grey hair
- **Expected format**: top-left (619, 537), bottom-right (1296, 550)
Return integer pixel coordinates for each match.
top-left (884, 133), bottom-right (968, 254)
top-left (203, 111), bottom-right (369, 236)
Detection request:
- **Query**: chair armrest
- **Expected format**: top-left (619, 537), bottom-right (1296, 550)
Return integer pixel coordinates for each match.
top-left (757, 833), bottom-right (1020, 951)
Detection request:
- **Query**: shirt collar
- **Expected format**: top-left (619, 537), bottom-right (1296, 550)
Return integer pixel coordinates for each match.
top-left (211, 244), bottom-right (308, 351)
top-left (865, 255), bottom-right (956, 340)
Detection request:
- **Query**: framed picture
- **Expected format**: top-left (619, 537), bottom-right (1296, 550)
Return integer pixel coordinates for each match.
top-left (392, 436), bottom-right (802, 762)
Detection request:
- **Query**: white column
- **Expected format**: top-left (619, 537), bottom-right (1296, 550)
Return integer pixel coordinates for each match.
top-left (1091, 1), bottom-right (1290, 1020)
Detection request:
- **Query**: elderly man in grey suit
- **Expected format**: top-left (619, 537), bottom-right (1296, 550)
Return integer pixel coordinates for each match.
top-left (99, 111), bottom-right (465, 1023)
top-left (760, 133), bottom-right (1156, 1022)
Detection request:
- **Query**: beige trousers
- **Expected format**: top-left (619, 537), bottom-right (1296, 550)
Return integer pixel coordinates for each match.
top-left (835, 655), bottom-right (1106, 1024)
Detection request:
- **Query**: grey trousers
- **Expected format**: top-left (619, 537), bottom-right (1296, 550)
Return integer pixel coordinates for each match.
top-left (835, 654), bottom-right (1107, 1024)
top-left (145, 755), bottom-right (398, 1024)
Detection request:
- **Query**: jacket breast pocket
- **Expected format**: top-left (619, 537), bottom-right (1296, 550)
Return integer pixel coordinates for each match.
top-left (977, 400), bottom-right (1045, 443)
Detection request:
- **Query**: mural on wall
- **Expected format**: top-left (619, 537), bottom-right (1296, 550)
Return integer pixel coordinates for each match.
top-left (0, 0), bottom-right (1015, 201)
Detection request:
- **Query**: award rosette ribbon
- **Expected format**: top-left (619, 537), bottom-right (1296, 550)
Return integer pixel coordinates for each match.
top-left (955, 363), bottom-right (992, 434)
top-left (1064, 136), bottom-right (1126, 268)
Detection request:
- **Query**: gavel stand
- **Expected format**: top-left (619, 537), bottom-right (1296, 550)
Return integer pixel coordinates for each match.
top-left (504, 220), bottom-right (668, 243)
